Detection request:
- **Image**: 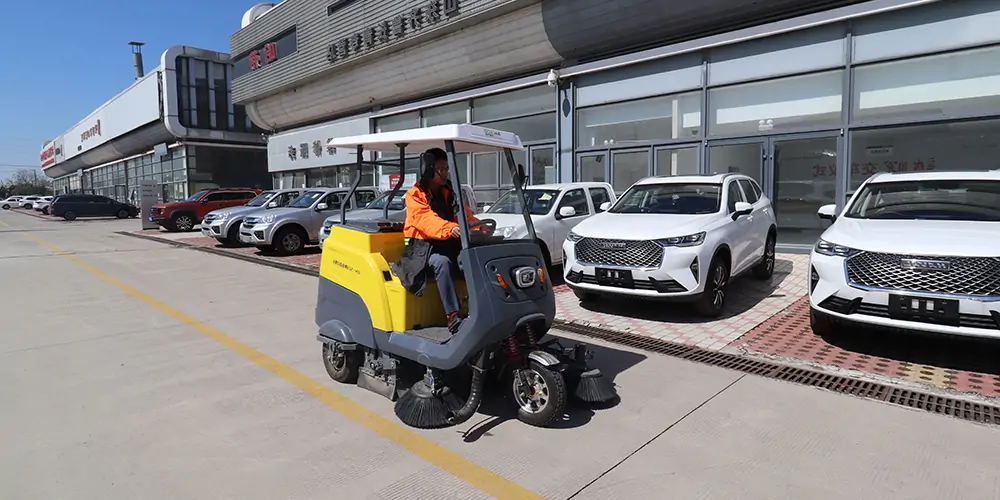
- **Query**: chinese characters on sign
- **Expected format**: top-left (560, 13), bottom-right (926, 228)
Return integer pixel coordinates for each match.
top-left (810, 158), bottom-right (938, 178)
top-left (285, 138), bottom-right (339, 161)
top-left (326, 0), bottom-right (460, 65)
top-left (248, 41), bottom-right (281, 72)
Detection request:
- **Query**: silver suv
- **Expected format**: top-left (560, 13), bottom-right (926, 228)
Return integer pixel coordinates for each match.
top-left (239, 186), bottom-right (380, 255)
top-left (318, 184), bottom-right (476, 247)
top-left (201, 189), bottom-right (304, 245)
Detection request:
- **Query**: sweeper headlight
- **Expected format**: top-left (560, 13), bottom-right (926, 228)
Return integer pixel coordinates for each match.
top-left (513, 267), bottom-right (537, 288)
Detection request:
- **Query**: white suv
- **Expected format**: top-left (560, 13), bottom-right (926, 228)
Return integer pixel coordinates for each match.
top-left (809, 170), bottom-right (1000, 339)
top-left (563, 174), bottom-right (777, 317)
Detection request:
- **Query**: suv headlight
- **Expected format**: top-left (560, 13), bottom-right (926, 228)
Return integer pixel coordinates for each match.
top-left (259, 214), bottom-right (277, 224)
top-left (567, 231), bottom-right (584, 242)
top-left (654, 232), bottom-right (705, 247)
top-left (217, 212), bottom-right (230, 221)
top-left (814, 239), bottom-right (861, 257)
top-left (496, 226), bottom-right (520, 239)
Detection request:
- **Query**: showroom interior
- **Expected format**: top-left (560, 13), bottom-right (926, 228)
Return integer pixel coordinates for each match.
top-left (231, 0), bottom-right (1000, 248)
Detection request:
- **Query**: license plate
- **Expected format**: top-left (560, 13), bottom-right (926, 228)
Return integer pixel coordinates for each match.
top-left (595, 268), bottom-right (633, 287)
top-left (888, 294), bottom-right (959, 325)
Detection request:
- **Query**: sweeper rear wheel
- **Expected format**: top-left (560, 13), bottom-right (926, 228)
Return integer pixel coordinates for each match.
top-left (509, 361), bottom-right (567, 427)
top-left (322, 342), bottom-right (361, 384)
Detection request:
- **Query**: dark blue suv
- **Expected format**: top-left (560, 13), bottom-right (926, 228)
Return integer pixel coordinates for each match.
top-left (49, 194), bottom-right (139, 221)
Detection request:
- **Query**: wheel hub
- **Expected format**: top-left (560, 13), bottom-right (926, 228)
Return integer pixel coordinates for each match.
top-left (513, 369), bottom-right (550, 414)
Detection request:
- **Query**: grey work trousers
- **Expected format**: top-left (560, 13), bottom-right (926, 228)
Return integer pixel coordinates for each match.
top-left (427, 253), bottom-right (460, 315)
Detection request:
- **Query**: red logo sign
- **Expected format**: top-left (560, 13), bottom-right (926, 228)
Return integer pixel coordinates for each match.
top-left (81, 119), bottom-right (102, 142)
top-left (388, 174), bottom-right (401, 186)
top-left (40, 145), bottom-right (56, 167)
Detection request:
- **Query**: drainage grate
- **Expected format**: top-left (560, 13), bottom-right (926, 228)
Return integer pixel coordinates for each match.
top-left (554, 319), bottom-right (1000, 427)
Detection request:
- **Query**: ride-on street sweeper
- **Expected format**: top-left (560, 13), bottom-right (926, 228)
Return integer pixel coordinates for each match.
top-left (314, 124), bottom-right (618, 429)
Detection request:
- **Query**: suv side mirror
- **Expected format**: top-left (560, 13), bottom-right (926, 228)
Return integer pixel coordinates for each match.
top-left (558, 206), bottom-right (576, 218)
top-left (267, 201), bottom-right (278, 209)
top-left (599, 201), bottom-right (611, 211)
top-left (316, 203), bottom-right (329, 211)
top-left (817, 204), bottom-right (837, 221)
top-left (732, 201), bottom-right (753, 220)
top-left (482, 204), bottom-right (491, 212)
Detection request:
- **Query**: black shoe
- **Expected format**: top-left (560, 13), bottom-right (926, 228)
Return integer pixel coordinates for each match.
top-left (447, 314), bottom-right (463, 334)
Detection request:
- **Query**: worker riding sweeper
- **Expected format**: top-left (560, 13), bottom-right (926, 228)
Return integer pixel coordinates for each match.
top-left (315, 124), bottom-right (618, 429)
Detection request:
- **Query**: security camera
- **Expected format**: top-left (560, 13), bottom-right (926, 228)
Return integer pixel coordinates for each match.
top-left (546, 69), bottom-right (559, 87)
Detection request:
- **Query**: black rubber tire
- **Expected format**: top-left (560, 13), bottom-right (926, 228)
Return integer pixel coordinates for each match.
top-left (171, 213), bottom-right (195, 232)
top-left (116, 209), bottom-right (129, 219)
top-left (752, 232), bottom-right (777, 280)
top-left (63, 211), bottom-right (77, 221)
top-left (226, 224), bottom-right (242, 245)
top-left (695, 255), bottom-right (730, 318)
top-left (322, 342), bottom-right (361, 384)
top-left (510, 361), bottom-right (568, 428)
top-left (273, 226), bottom-right (307, 256)
top-left (1, 204), bottom-right (9, 210)
top-left (810, 308), bottom-right (836, 337)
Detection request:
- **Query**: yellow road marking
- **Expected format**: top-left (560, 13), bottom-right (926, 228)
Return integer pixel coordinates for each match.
top-left (25, 233), bottom-right (542, 500)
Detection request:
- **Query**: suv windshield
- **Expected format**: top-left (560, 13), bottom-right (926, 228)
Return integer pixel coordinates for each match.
top-left (487, 189), bottom-right (560, 215)
top-left (845, 179), bottom-right (1000, 222)
top-left (366, 191), bottom-right (406, 211)
top-left (186, 190), bottom-right (209, 202)
top-left (610, 183), bottom-right (721, 214)
top-left (289, 191), bottom-right (325, 208)
top-left (246, 191), bottom-right (277, 207)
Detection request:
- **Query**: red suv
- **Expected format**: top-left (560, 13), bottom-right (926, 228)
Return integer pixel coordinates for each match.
top-left (149, 188), bottom-right (261, 232)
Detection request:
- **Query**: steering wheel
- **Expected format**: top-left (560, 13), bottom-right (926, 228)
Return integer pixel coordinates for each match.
top-left (467, 218), bottom-right (496, 237)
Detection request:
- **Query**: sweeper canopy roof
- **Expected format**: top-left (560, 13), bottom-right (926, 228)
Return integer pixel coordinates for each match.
top-left (326, 124), bottom-right (526, 154)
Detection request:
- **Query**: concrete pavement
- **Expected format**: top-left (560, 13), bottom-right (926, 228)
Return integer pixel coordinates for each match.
top-left (2, 210), bottom-right (999, 500)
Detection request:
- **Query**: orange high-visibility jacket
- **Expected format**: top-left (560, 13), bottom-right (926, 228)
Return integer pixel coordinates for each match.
top-left (403, 184), bottom-right (477, 241)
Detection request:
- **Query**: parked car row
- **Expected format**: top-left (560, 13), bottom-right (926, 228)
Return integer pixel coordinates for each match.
top-left (2, 194), bottom-right (139, 220)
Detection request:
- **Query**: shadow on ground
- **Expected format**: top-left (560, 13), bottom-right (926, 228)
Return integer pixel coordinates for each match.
top-left (822, 326), bottom-right (1000, 376)
top-left (573, 258), bottom-right (794, 323)
top-left (458, 336), bottom-right (646, 442)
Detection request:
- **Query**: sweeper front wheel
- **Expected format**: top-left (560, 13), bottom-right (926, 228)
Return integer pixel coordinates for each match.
top-left (509, 361), bottom-right (567, 427)
top-left (322, 342), bottom-right (361, 384)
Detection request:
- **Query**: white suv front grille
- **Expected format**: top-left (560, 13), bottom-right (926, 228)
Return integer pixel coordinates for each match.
top-left (574, 238), bottom-right (663, 268)
top-left (846, 252), bottom-right (1000, 297)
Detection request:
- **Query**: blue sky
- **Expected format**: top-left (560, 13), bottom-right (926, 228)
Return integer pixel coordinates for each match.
top-left (0, 0), bottom-right (263, 180)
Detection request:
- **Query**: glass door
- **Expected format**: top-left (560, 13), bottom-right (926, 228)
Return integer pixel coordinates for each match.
top-left (610, 149), bottom-right (651, 194)
top-left (707, 140), bottom-right (765, 185)
top-left (768, 133), bottom-right (840, 246)
top-left (654, 145), bottom-right (700, 176)
top-left (528, 145), bottom-right (556, 185)
top-left (576, 153), bottom-right (607, 183)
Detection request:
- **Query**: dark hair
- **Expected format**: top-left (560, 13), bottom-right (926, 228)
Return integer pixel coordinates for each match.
top-left (418, 147), bottom-right (449, 192)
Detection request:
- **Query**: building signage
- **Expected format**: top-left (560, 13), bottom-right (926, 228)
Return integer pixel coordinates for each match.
top-left (232, 29), bottom-right (298, 79)
top-left (266, 116), bottom-right (371, 173)
top-left (326, 0), bottom-right (461, 65)
top-left (80, 120), bottom-right (102, 143)
top-left (40, 143), bottom-right (56, 168)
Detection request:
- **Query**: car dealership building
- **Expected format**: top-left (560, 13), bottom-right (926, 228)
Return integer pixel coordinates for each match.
top-left (42, 46), bottom-right (270, 204)
top-left (230, 0), bottom-right (1000, 246)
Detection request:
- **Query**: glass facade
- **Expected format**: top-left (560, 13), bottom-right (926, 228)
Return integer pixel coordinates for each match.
top-left (371, 85), bottom-right (557, 208)
top-left (176, 56), bottom-right (262, 133)
top-left (274, 1), bottom-right (1000, 246)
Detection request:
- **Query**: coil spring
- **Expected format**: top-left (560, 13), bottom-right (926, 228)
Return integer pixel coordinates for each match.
top-left (524, 323), bottom-right (538, 349)
top-left (504, 335), bottom-right (520, 361)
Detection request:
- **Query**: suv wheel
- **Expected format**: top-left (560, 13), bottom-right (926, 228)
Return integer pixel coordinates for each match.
top-left (695, 255), bottom-right (729, 317)
top-left (274, 226), bottom-right (306, 255)
top-left (171, 214), bottom-right (195, 232)
top-left (63, 211), bottom-right (77, 221)
top-left (752, 232), bottom-right (776, 280)
top-left (1, 204), bottom-right (9, 210)
top-left (225, 224), bottom-right (242, 246)
top-left (115, 209), bottom-right (129, 219)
